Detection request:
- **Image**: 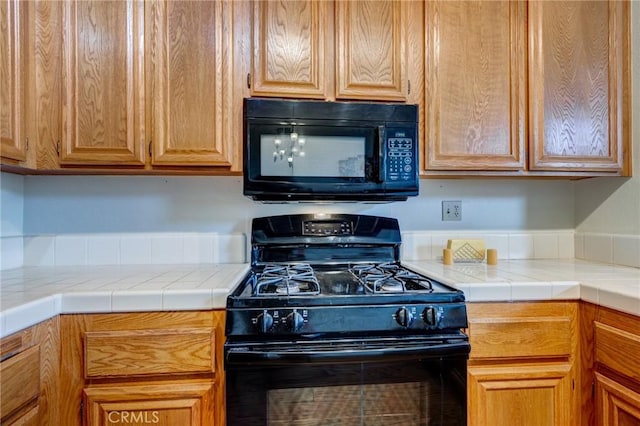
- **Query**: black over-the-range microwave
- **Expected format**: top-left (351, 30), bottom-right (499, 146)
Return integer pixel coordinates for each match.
top-left (243, 98), bottom-right (419, 202)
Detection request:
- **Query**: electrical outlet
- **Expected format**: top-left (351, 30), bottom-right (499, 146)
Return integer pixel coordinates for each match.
top-left (442, 200), bottom-right (462, 221)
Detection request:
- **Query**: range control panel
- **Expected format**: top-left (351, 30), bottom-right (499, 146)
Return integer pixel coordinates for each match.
top-left (227, 303), bottom-right (468, 336)
top-left (303, 220), bottom-right (353, 236)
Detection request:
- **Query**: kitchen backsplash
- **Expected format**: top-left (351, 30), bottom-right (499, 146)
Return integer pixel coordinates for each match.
top-left (575, 232), bottom-right (640, 269)
top-left (400, 231), bottom-right (575, 261)
top-left (2, 231), bottom-right (638, 270)
top-left (16, 233), bottom-right (246, 268)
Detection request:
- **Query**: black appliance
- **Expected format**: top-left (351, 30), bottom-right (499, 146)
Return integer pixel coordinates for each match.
top-left (225, 214), bottom-right (470, 426)
top-left (243, 98), bottom-right (419, 202)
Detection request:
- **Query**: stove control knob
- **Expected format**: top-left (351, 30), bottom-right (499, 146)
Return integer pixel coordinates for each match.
top-left (422, 306), bottom-right (438, 327)
top-left (395, 307), bottom-right (413, 327)
top-left (255, 311), bottom-right (274, 334)
top-left (285, 311), bottom-right (305, 332)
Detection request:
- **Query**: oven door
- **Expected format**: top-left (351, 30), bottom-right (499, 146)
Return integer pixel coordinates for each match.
top-left (225, 332), bottom-right (469, 426)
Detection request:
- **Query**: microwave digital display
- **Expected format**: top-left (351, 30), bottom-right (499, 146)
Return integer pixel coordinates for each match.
top-left (260, 135), bottom-right (365, 177)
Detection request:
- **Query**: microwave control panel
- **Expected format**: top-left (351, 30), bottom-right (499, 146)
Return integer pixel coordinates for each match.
top-left (385, 128), bottom-right (417, 181)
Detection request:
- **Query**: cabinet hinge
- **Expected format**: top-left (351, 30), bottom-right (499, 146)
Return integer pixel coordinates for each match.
top-left (592, 380), bottom-right (595, 398)
top-left (56, 140), bottom-right (60, 157)
top-left (247, 73), bottom-right (251, 89)
top-left (407, 80), bottom-right (411, 95)
top-left (80, 399), bottom-right (83, 420)
top-left (149, 141), bottom-right (153, 157)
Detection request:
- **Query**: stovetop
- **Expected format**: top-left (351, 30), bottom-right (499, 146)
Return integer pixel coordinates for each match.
top-left (234, 261), bottom-right (461, 296)
top-left (225, 214), bottom-right (467, 337)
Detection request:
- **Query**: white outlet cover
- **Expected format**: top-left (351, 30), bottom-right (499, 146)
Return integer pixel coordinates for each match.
top-left (442, 200), bottom-right (462, 221)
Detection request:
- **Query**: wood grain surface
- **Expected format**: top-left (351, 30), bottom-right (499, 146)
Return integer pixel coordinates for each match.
top-left (61, 0), bottom-right (145, 165)
top-left (335, 0), bottom-right (406, 101)
top-left (529, 0), bottom-right (629, 173)
top-left (425, 0), bottom-right (525, 171)
top-left (148, 0), bottom-right (233, 166)
top-left (252, 0), bottom-right (328, 98)
top-left (0, 0), bottom-right (27, 162)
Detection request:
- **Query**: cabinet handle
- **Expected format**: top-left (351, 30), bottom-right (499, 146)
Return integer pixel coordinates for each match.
top-left (247, 73), bottom-right (251, 89)
top-left (408, 80), bottom-right (411, 95)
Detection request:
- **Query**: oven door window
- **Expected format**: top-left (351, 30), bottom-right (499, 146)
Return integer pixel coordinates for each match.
top-left (248, 125), bottom-right (377, 181)
top-left (226, 357), bottom-right (466, 426)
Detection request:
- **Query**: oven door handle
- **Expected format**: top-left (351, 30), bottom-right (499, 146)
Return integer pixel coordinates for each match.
top-left (225, 340), bottom-right (470, 366)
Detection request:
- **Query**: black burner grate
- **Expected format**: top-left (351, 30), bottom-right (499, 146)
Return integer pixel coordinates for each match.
top-left (350, 262), bottom-right (434, 293)
top-left (252, 264), bottom-right (321, 296)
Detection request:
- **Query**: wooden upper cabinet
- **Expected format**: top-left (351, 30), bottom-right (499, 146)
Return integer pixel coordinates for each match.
top-left (424, 0), bottom-right (526, 171)
top-left (529, 0), bottom-right (629, 174)
top-left (147, 0), bottom-right (234, 167)
top-left (251, 0), bottom-right (410, 102)
top-left (335, 1), bottom-right (407, 101)
top-left (0, 0), bottom-right (27, 162)
top-left (251, 0), bottom-right (329, 99)
top-left (60, 0), bottom-right (146, 166)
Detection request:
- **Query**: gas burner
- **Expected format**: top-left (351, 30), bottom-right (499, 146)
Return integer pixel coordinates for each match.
top-left (350, 263), bottom-right (434, 294)
top-left (253, 264), bottom-right (321, 296)
top-left (351, 262), bottom-right (400, 277)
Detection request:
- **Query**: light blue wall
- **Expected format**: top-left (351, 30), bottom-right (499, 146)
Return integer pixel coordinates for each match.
top-left (20, 175), bottom-right (575, 236)
top-left (574, 2), bottom-right (640, 236)
top-left (0, 173), bottom-right (24, 238)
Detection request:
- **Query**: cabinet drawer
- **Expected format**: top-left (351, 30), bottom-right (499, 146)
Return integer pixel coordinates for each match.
top-left (0, 345), bottom-right (40, 420)
top-left (84, 328), bottom-right (215, 378)
top-left (468, 317), bottom-right (572, 360)
top-left (595, 321), bottom-right (640, 383)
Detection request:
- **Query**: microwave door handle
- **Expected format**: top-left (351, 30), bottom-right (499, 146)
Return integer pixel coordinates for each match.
top-left (377, 126), bottom-right (386, 183)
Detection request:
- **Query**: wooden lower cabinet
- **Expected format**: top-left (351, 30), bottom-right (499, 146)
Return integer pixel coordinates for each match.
top-left (466, 302), bottom-right (580, 426)
top-left (596, 373), bottom-right (640, 426)
top-left (592, 306), bottom-right (640, 426)
top-left (60, 311), bottom-right (225, 426)
top-left (83, 382), bottom-right (215, 426)
top-left (0, 317), bottom-right (59, 426)
top-left (468, 363), bottom-right (573, 426)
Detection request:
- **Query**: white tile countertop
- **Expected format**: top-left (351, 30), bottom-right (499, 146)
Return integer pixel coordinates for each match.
top-left (1, 259), bottom-right (639, 339)
top-left (405, 259), bottom-right (640, 315)
top-left (0, 263), bottom-right (249, 338)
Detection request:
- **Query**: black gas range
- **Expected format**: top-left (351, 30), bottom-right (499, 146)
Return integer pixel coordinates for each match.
top-left (224, 214), bottom-right (469, 425)
top-left (225, 213), bottom-right (468, 350)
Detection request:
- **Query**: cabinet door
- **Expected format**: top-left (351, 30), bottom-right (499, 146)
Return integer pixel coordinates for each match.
top-left (83, 382), bottom-right (214, 426)
top-left (0, 0), bottom-right (27, 162)
top-left (596, 373), bottom-right (640, 426)
top-left (251, 0), bottom-right (330, 99)
top-left (60, 0), bottom-right (145, 166)
top-left (424, 0), bottom-right (525, 172)
top-left (335, 1), bottom-right (407, 101)
top-left (528, 0), bottom-right (629, 174)
top-left (468, 363), bottom-right (573, 426)
top-left (148, 0), bottom-right (234, 167)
